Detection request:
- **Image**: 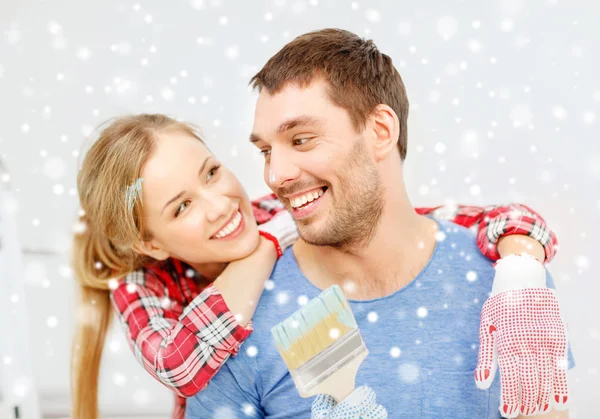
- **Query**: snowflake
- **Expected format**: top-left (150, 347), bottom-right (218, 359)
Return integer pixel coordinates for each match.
top-left (390, 347), bottom-right (401, 358)
top-left (161, 88), bottom-right (174, 101)
top-left (297, 295), bottom-right (308, 306)
top-left (417, 307), bottom-right (428, 318)
top-left (398, 363), bottom-right (420, 383)
top-left (437, 16), bottom-right (458, 40)
top-left (47, 316), bottom-right (58, 328)
top-left (214, 406), bottom-right (236, 419)
top-left (367, 311), bottom-right (378, 322)
top-left (113, 372), bottom-right (127, 386)
top-left (365, 9), bottom-right (380, 22)
top-left (265, 279), bottom-right (275, 291)
top-left (190, 0), bottom-right (205, 10)
top-left (575, 256), bottom-right (589, 269)
top-left (109, 339), bottom-right (121, 353)
top-left (510, 104), bottom-right (532, 127)
top-left (42, 156), bottom-right (66, 180)
top-left (329, 328), bottom-right (340, 339)
top-left (466, 270), bottom-right (478, 282)
top-left (111, 41), bottom-right (132, 55)
top-left (12, 377), bottom-right (31, 398)
top-left (276, 292), bottom-right (289, 305)
top-left (552, 106), bottom-right (567, 120)
top-left (132, 389), bottom-right (151, 406)
top-left (246, 346), bottom-right (258, 357)
top-left (582, 111), bottom-right (596, 125)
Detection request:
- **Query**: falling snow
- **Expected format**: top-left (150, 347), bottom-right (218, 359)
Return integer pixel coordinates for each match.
top-left (1, 2), bottom-right (596, 415)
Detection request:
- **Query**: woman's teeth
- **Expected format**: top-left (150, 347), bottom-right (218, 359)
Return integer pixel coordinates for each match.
top-left (214, 211), bottom-right (242, 238)
top-left (290, 188), bottom-right (324, 209)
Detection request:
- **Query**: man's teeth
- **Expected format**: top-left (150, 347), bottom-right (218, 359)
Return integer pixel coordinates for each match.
top-left (215, 211), bottom-right (242, 238)
top-left (291, 189), bottom-right (324, 209)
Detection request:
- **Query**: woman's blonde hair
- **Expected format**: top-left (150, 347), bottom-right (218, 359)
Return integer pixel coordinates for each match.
top-left (70, 114), bottom-right (204, 418)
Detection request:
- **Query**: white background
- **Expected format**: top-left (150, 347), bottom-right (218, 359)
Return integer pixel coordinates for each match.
top-left (1, 0), bottom-right (599, 417)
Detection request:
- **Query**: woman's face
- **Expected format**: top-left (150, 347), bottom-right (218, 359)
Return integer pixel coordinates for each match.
top-left (137, 130), bottom-right (259, 267)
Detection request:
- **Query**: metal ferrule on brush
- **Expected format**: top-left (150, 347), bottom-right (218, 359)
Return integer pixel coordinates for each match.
top-left (291, 328), bottom-right (367, 395)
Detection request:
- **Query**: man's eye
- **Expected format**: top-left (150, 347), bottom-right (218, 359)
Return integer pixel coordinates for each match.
top-left (293, 138), bottom-right (310, 146)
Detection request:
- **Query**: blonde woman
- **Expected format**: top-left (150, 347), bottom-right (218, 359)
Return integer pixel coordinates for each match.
top-left (70, 114), bottom-right (557, 418)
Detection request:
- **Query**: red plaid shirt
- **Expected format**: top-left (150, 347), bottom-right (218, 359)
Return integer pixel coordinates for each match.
top-left (110, 195), bottom-right (557, 418)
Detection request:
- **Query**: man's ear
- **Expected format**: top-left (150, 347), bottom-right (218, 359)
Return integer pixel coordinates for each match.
top-left (369, 104), bottom-right (400, 162)
top-left (133, 239), bottom-right (169, 261)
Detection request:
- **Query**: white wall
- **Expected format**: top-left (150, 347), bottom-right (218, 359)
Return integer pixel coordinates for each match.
top-left (1, 0), bottom-right (599, 417)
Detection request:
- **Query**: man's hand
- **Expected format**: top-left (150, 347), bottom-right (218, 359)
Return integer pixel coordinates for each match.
top-left (474, 254), bottom-right (569, 418)
top-left (311, 386), bottom-right (388, 419)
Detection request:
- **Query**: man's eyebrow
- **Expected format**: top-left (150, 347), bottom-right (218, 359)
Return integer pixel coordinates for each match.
top-left (249, 115), bottom-right (325, 144)
top-left (277, 115), bottom-right (325, 134)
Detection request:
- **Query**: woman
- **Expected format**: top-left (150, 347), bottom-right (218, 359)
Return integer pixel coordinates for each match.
top-left (71, 114), bottom-right (557, 418)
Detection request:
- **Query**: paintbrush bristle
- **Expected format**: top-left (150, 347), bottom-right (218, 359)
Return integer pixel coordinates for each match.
top-left (271, 285), bottom-right (358, 371)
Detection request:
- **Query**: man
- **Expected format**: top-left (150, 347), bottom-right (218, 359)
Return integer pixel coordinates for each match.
top-left (186, 29), bottom-right (573, 418)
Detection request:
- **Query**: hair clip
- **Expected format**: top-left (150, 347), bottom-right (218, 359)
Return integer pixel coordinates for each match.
top-left (125, 177), bottom-right (144, 213)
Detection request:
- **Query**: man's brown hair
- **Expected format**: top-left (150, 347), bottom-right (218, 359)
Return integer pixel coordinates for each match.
top-left (250, 28), bottom-right (410, 161)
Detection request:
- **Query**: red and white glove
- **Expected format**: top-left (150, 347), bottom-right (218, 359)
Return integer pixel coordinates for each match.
top-left (258, 210), bottom-right (298, 257)
top-left (475, 254), bottom-right (569, 418)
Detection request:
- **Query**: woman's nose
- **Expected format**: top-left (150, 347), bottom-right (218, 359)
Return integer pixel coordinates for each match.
top-left (201, 191), bottom-right (231, 223)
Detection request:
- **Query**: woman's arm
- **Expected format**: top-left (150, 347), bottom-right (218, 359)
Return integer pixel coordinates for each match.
top-left (211, 235), bottom-right (277, 326)
top-left (111, 274), bottom-right (253, 397)
top-left (416, 202), bottom-right (558, 263)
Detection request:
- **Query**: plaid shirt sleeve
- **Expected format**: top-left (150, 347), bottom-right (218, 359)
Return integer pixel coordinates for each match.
top-left (251, 192), bottom-right (286, 224)
top-left (110, 269), bottom-right (253, 398)
top-left (415, 203), bottom-right (557, 263)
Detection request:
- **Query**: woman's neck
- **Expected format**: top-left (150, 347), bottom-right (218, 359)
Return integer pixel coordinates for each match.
top-left (188, 261), bottom-right (228, 282)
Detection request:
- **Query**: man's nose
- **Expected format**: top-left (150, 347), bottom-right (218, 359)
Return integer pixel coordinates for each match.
top-left (266, 148), bottom-right (300, 189)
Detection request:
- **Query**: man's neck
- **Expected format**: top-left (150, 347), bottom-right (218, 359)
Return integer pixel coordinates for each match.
top-left (292, 206), bottom-right (439, 300)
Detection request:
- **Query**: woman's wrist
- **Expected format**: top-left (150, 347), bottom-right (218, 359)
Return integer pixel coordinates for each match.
top-left (258, 231), bottom-right (282, 259)
top-left (497, 234), bottom-right (545, 262)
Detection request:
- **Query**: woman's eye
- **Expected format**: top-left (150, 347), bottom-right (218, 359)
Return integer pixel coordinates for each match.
top-left (207, 165), bottom-right (221, 180)
top-left (175, 200), bottom-right (190, 217)
top-left (259, 149), bottom-right (271, 157)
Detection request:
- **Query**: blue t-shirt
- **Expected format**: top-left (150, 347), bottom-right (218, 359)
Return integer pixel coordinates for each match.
top-left (186, 219), bottom-right (574, 419)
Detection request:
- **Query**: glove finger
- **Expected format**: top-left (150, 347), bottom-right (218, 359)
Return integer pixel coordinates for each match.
top-left (518, 353), bottom-right (539, 416)
top-left (361, 404), bottom-right (388, 419)
top-left (311, 394), bottom-right (337, 419)
top-left (475, 306), bottom-right (497, 389)
top-left (536, 350), bottom-right (552, 414)
top-left (333, 386), bottom-right (377, 415)
top-left (552, 353), bottom-right (569, 410)
top-left (551, 310), bottom-right (570, 410)
top-left (498, 355), bottom-right (520, 418)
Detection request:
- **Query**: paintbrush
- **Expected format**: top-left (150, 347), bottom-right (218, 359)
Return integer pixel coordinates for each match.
top-left (271, 284), bottom-right (368, 402)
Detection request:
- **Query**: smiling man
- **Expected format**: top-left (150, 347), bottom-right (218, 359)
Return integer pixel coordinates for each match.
top-left (185, 29), bottom-right (573, 419)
